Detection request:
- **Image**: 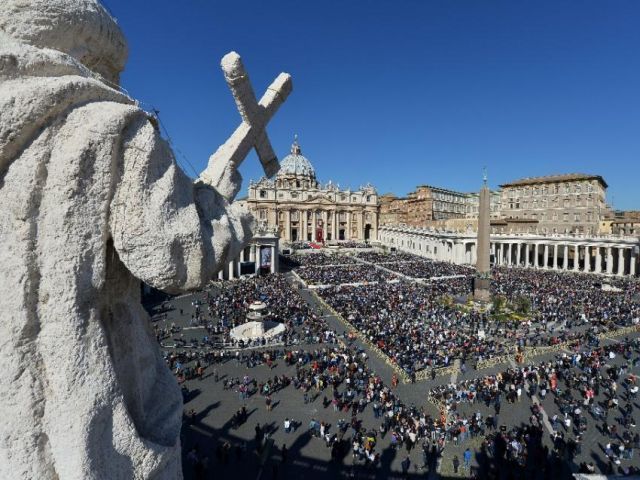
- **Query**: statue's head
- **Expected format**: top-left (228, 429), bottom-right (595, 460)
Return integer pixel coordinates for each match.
top-left (0, 0), bottom-right (128, 84)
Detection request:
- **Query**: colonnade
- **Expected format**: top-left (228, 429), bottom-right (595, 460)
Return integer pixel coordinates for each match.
top-left (378, 226), bottom-right (640, 277)
top-left (217, 229), bottom-right (280, 280)
top-left (491, 241), bottom-right (637, 276)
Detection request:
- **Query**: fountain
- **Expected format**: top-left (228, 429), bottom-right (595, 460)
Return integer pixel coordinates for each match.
top-left (229, 300), bottom-right (286, 342)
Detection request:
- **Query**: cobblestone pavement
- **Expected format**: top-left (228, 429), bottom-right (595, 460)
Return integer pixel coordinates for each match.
top-left (146, 271), bottom-right (640, 480)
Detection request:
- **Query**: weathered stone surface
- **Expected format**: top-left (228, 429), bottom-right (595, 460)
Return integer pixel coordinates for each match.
top-left (0, 1), bottom-right (290, 478)
top-left (474, 180), bottom-right (491, 302)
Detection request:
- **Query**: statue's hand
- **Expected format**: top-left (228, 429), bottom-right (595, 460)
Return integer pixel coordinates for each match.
top-left (201, 149), bottom-right (243, 202)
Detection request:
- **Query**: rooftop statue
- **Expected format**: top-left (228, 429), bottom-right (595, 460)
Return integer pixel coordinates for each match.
top-left (0, 1), bottom-right (291, 478)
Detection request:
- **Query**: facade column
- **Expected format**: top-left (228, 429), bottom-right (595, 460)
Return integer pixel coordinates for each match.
top-left (285, 210), bottom-right (291, 241)
top-left (618, 248), bottom-right (625, 276)
top-left (631, 249), bottom-right (637, 276)
top-left (525, 243), bottom-right (530, 267)
top-left (563, 245), bottom-right (569, 270)
top-left (346, 211), bottom-right (352, 240)
top-left (553, 244), bottom-right (558, 269)
top-left (357, 212), bottom-right (364, 240)
top-left (516, 243), bottom-right (521, 266)
top-left (332, 209), bottom-right (338, 241)
top-left (543, 244), bottom-right (549, 269)
top-left (218, 269), bottom-right (224, 280)
top-left (250, 244), bottom-right (256, 262)
top-left (256, 245), bottom-right (262, 274)
top-left (584, 246), bottom-right (591, 273)
top-left (312, 211), bottom-right (317, 242)
top-left (595, 247), bottom-right (602, 274)
top-left (573, 245), bottom-right (579, 271)
top-left (497, 243), bottom-right (503, 265)
top-left (321, 210), bottom-right (328, 241)
top-left (606, 247), bottom-right (613, 274)
top-left (534, 243), bottom-right (539, 268)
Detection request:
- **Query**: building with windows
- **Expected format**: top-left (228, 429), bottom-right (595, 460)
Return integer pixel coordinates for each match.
top-left (379, 185), bottom-right (500, 228)
top-left (499, 173), bottom-right (608, 235)
top-left (247, 138), bottom-right (379, 243)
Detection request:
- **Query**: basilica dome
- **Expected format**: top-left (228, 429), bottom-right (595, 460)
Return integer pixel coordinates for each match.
top-left (277, 137), bottom-right (315, 178)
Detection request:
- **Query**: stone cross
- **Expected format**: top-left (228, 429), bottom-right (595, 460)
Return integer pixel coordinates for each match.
top-left (200, 51), bottom-right (293, 200)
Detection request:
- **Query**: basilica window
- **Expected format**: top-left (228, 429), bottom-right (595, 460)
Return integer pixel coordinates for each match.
top-left (296, 180), bottom-right (300, 188)
top-left (259, 190), bottom-right (267, 198)
top-left (258, 209), bottom-right (267, 220)
top-left (291, 192), bottom-right (298, 199)
top-left (291, 211), bottom-right (299, 221)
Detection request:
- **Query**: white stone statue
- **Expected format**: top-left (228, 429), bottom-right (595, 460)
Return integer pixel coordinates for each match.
top-left (0, 1), bottom-right (291, 478)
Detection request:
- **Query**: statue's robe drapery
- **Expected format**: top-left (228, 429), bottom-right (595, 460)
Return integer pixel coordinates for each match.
top-left (0, 36), bottom-right (252, 479)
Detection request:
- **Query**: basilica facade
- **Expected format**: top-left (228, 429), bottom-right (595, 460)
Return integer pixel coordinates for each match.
top-left (246, 138), bottom-right (379, 243)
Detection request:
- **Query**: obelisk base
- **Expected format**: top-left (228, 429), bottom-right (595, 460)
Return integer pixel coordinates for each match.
top-left (473, 276), bottom-right (491, 303)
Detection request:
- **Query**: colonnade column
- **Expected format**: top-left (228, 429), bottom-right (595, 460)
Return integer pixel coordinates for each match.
top-left (618, 248), bottom-right (625, 276)
top-left (270, 245), bottom-right (276, 273)
top-left (595, 247), bottom-right (602, 274)
top-left (236, 249), bottom-right (244, 277)
top-left (534, 244), bottom-right (539, 268)
top-left (553, 244), bottom-right (558, 269)
top-left (255, 245), bottom-right (262, 274)
top-left (631, 249), bottom-right (637, 276)
top-left (584, 246), bottom-right (591, 273)
top-left (573, 245), bottom-right (579, 271)
top-left (606, 247), bottom-right (613, 274)
top-left (543, 244), bottom-right (549, 269)
top-left (218, 269), bottom-right (224, 280)
top-left (524, 243), bottom-right (530, 267)
top-left (563, 245), bottom-right (569, 270)
top-left (516, 243), bottom-right (521, 266)
top-left (228, 260), bottom-right (235, 279)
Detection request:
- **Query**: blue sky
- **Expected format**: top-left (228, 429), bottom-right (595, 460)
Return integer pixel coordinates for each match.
top-left (105, 0), bottom-right (640, 209)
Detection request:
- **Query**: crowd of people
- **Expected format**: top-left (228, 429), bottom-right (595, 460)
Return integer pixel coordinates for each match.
top-left (156, 247), bottom-right (640, 478)
top-left (320, 280), bottom-right (506, 375)
top-left (430, 337), bottom-right (640, 477)
top-left (303, 255), bottom-right (640, 376)
top-left (282, 252), bottom-right (360, 268)
top-left (382, 260), bottom-right (473, 279)
top-left (296, 264), bottom-right (398, 286)
top-left (153, 274), bottom-right (336, 351)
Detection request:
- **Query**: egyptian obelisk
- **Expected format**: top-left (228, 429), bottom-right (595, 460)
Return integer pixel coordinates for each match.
top-left (473, 171), bottom-right (491, 302)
